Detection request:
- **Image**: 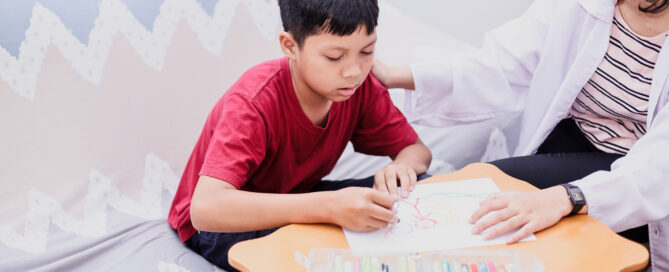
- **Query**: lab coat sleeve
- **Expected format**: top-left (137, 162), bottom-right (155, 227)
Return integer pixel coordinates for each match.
top-left (572, 104), bottom-right (669, 232)
top-left (406, 0), bottom-right (559, 127)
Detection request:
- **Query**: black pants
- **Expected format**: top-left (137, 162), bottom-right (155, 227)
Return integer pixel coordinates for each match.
top-left (489, 118), bottom-right (648, 243)
top-left (185, 174), bottom-right (431, 271)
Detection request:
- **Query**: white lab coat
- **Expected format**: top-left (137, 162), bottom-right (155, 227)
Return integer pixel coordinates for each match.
top-left (407, 0), bottom-right (669, 269)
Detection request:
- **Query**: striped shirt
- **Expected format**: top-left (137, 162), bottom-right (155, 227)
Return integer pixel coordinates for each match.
top-left (569, 6), bottom-right (668, 155)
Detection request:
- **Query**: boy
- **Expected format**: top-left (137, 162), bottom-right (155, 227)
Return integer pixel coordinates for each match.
top-left (168, 0), bottom-right (432, 270)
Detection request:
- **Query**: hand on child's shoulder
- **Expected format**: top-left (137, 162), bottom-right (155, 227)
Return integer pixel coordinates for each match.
top-left (371, 59), bottom-right (391, 88)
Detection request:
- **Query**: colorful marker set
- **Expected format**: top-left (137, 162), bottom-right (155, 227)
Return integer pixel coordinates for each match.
top-left (329, 253), bottom-right (517, 272)
top-left (426, 259), bottom-right (516, 272)
top-left (302, 249), bottom-right (541, 272)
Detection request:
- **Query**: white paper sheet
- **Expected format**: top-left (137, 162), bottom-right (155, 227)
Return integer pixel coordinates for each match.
top-left (344, 178), bottom-right (536, 252)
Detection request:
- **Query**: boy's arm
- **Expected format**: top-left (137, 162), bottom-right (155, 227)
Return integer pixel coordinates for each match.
top-left (389, 138), bottom-right (431, 174)
top-left (374, 139), bottom-right (432, 199)
top-left (190, 175), bottom-right (398, 233)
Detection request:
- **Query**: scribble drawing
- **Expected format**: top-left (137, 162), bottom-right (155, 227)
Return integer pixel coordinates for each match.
top-left (387, 192), bottom-right (489, 236)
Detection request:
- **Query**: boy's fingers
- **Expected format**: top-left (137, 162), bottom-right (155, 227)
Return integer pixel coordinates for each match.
top-left (384, 168), bottom-right (398, 188)
top-left (369, 204), bottom-right (395, 223)
top-left (374, 171), bottom-right (389, 194)
top-left (384, 170), bottom-right (399, 199)
top-left (397, 170), bottom-right (411, 198)
top-left (370, 190), bottom-right (396, 209)
top-left (409, 169), bottom-right (417, 191)
top-left (366, 217), bottom-right (392, 230)
top-left (353, 224), bottom-right (377, 232)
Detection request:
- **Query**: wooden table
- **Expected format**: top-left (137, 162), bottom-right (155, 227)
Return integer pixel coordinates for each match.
top-left (229, 163), bottom-right (649, 271)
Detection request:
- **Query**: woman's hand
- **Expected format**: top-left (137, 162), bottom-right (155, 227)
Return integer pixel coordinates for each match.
top-left (468, 186), bottom-right (574, 243)
top-left (371, 59), bottom-right (392, 88)
top-left (371, 59), bottom-right (415, 90)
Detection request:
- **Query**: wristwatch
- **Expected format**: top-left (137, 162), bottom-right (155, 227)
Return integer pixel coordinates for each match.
top-left (560, 183), bottom-right (586, 216)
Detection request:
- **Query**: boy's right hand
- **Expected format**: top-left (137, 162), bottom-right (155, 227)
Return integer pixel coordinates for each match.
top-left (327, 187), bottom-right (398, 232)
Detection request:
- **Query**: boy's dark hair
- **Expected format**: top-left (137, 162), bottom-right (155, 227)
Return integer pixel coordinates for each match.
top-left (278, 0), bottom-right (379, 48)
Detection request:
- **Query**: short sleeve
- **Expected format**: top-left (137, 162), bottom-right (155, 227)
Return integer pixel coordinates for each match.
top-left (200, 94), bottom-right (267, 189)
top-left (351, 75), bottom-right (419, 156)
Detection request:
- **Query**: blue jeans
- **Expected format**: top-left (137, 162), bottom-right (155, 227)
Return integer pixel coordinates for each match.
top-left (185, 174), bottom-right (431, 271)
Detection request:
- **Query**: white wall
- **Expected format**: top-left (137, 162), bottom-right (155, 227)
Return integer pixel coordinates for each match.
top-left (383, 0), bottom-right (534, 46)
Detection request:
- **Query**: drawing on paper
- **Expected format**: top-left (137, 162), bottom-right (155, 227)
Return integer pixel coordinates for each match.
top-left (386, 192), bottom-right (488, 236)
top-left (344, 178), bottom-right (536, 252)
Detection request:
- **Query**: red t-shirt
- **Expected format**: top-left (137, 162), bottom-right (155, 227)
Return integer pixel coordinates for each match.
top-left (168, 58), bottom-right (418, 242)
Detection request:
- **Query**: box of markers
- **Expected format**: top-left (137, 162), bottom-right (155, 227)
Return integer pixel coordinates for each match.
top-left (298, 248), bottom-right (543, 272)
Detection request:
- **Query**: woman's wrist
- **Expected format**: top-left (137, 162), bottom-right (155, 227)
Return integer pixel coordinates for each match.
top-left (550, 185), bottom-right (575, 217)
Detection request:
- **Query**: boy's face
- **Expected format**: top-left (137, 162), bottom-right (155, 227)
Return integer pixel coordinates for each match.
top-left (290, 27), bottom-right (376, 102)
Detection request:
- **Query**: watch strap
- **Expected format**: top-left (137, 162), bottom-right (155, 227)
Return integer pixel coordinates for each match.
top-left (560, 183), bottom-right (585, 216)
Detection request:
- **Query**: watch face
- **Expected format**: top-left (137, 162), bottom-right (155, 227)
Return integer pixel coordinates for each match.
top-left (563, 184), bottom-right (586, 214)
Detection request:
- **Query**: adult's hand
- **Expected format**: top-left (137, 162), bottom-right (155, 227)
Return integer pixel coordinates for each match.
top-left (371, 59), bottom-right (392, 87)
top-left (371, 59), bottom-right (415, 90)
top-left (468, 186), bottom-right (573, 243)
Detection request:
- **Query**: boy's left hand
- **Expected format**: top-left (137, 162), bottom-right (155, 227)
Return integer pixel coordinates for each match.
top-left (373, 163), bottom-right (417, 199)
